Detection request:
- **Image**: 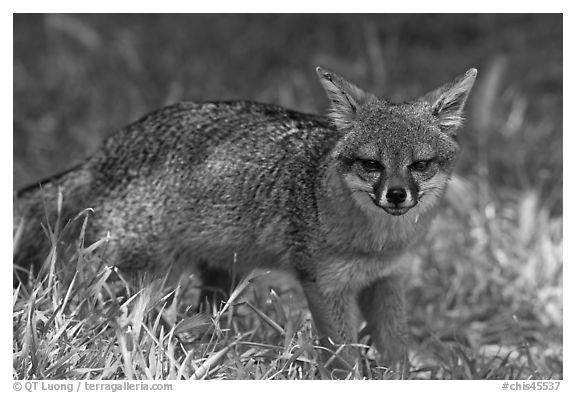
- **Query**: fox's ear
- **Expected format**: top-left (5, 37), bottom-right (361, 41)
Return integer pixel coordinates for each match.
top-left (421, 68), bottom-right (477, 135)
top-left (316, 66), bottom-right (375, 130)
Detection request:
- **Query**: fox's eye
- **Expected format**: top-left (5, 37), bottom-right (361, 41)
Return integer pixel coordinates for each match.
top-left (410, 160), bottom-right (430, 172)
top-left (360, 159), bottom-right (380, 172)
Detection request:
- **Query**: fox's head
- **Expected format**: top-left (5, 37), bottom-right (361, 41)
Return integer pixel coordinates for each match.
top-left (317, 66), bottom-right (476, 217)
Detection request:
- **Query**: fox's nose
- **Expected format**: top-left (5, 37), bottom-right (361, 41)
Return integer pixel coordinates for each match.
top-left (386, 188), bottom-right (407, 205)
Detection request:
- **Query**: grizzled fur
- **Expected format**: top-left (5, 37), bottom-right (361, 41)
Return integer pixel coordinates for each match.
top-left (14, 102), bottom-right (338, 276)
top-left (14, 67), bottom-right (477, 376)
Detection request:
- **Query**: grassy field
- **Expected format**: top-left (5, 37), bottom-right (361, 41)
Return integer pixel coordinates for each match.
top-left (13, 14), bottom-right (562, 380)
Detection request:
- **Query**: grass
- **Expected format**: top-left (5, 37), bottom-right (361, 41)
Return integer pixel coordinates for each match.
top-left (12, 183), bottom-right (562, 379)
top-left (13, 14), bottom-right (562, 380)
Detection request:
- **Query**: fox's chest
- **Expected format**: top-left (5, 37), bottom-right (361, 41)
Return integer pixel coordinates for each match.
top-left (314, 250), bottom-right (412, 294)
top-left (311, 203), bottom-right (432, 293)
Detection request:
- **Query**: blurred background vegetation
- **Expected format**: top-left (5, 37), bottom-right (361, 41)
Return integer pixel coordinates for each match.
top-left (13, 14), bottom-right (562, 379)
top-left (13, 14), bottom-right (562, 214)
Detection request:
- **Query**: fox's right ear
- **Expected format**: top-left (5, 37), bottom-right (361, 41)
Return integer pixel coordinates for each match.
top-left (316, 67), bottom-right (375, 130)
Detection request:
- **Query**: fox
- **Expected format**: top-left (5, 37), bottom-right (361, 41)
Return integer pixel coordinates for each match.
top-left (14, 66), bottom-right (477, 376)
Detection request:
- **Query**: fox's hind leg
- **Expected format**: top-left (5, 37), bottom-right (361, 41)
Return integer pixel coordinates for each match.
top-left (198, 262), bottom-right (235, 312)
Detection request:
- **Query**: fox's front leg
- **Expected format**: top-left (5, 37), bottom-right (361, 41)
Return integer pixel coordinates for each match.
top-left (301, 280), bottom-right (361, 375)
top-left (358, 275), bottom-right (409, 377)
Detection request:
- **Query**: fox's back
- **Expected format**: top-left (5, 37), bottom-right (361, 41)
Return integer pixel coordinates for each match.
top-left (16, 101), bottom-right (339, 276)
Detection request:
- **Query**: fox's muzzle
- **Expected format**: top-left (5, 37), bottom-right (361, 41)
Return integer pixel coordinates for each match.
top-left (372, 172), bottom-right (418, 215)
top-left (367, 186), bottom-right (417, 216)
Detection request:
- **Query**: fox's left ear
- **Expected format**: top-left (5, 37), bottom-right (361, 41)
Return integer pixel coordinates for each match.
top-left (421, 68), bottom-right (477, 136)
top-left (316, 66), bottom-right (376, 130)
